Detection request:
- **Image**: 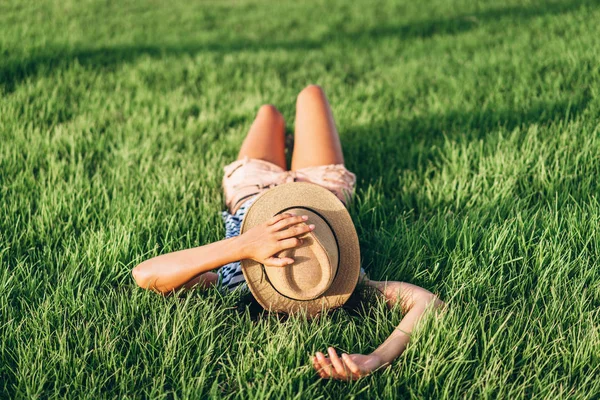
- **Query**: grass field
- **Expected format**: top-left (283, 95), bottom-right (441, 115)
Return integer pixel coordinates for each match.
top-left (2, 0), bottom-right (600, 398)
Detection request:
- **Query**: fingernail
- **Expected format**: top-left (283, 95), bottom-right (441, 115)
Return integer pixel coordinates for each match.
top-left (287, 260), bottom-right (294, 265)
top-left (302, 215), bottom-right (308, 220)
top-left (309, 224), bottom-right (315, 230)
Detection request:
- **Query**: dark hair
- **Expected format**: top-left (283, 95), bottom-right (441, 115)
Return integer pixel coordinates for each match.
top-left (234, 280), bottom-right (383, 322)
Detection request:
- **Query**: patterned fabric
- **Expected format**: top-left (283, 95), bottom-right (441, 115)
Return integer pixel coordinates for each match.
top-left (216, 194), bottom-right (367, 294)
top-left (216, 196), bottom-right (257, 293)
top-left (222, 156), bottom-right (356, 215)
top-left (216, 157), bottom-right (365, 294)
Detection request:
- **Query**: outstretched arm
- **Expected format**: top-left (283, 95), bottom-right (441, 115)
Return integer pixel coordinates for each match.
top-left (132, 213), bottom-right (315, 294)
top-left (312, 278), bottom-right (444, 380)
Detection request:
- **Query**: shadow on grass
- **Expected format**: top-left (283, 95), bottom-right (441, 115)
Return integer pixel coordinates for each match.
top-left (344, 91), bottom-right (593, 286)
top-left (345, 92), bottom-right (593, 195)
top-left (222, 94), bottom-right (594, 314)
top-left (231, 280), bottom-right (383, 322)
top-left (1, 0), bottom-right (597, 92)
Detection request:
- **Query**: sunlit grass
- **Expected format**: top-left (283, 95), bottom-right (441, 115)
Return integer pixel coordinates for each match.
top-left (1, 0), bottom-right (600, 398)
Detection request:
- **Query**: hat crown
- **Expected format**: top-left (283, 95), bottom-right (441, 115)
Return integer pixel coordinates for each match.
top-left (264, 208), bottom-right (339, 300)
top-left (240, 182), bottom-right (361, 317)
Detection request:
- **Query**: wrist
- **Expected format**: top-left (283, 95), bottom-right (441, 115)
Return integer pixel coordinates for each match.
top-left (232, 235), bottom-right (251, 261)
top-left (369, 350), bottom-right (387, 368)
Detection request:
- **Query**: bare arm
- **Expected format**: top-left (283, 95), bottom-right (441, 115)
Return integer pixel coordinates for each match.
top-left (312, 278), bottom-right (444, 380)
top-left (132, 213), bottom-right (315, 294)
top-left (367, 280), bottom-right (444, 366)
top-left (132, 237), bottom-right (242, 294)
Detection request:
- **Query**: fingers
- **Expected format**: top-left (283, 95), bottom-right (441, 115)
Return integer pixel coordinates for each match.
top-left (270, 214), bottom-right (308, 232)
top-left (278, 237), bottom-right (303, 251)
top-left (327, 347), bottom-right (350, 378)
top-left (315, 352), bottom-right (340, 379)
top-left (276, 223), bottom-right (315, 240)
top-left (312, 356), bottom-right (329, 379)
top-left (264, 256), bottom-right (294, 267)
top-left (312, 350), bottom-right (362, 381)
top-left (341, 353), bottom-right (361, 376)
top-left (315, 350), bottom-right (353, 380)
top-left (267, 213), bottom-right (295, 226)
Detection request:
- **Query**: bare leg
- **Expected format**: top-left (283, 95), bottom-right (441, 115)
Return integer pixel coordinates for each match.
top-left (312, 279), bottom-right (444, 380)
top-left (237, 104), bottom-right (287, 170)
top-left (291, 85), bottom-right (344, 170)
top-left (182, 108), bottom-right (285, 292)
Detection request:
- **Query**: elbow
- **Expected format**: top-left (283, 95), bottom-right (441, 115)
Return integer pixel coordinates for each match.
top-left (423, 293), bottom-right (445, 311)
top-left (132, 262), bottom-right (159, 292)
top-left (431, 294), bottom-right (445, 310)
top-left (131, 264), bottom-right (149, 289)
top-left (132, 263), bottom-right (172, 295)
top-left (414, 290), bottom-right (445, 311)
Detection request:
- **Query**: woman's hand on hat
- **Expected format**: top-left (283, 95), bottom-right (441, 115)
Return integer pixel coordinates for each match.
top-left (237, 212), bottom-right (315, 267)
top-left (312, 347), bottom-right (386, 380)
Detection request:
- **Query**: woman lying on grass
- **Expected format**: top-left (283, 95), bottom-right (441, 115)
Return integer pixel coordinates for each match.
top-left (132, 85), bottom-right (444, 380)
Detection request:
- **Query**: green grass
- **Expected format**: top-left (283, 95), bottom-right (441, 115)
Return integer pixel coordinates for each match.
top-left (2, 0), bottom-right (600, 398)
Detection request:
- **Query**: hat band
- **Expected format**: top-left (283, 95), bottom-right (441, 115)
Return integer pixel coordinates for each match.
top-left (263, 206), bottom-right (341, 301)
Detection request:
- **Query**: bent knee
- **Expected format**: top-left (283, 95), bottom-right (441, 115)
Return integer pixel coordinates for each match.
top-left (132, 264), bottom-right (151, 290)
top-left (297, 84), bottom-right (326, 103)
top-left (258, 104), bottom-right (284, 123)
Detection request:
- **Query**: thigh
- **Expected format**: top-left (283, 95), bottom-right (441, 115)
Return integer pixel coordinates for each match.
top-left (292, 85), bottom-right (345, 170)
top-left (238, 104), bottom-right (287, 170)
top-left (295, 164), bottom-right (356, 206)
top-left (222, 158), bottom-right (285, 214)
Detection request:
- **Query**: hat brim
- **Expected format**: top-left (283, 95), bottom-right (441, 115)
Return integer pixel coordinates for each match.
top-left (240, 182), bottom-right (361, 317)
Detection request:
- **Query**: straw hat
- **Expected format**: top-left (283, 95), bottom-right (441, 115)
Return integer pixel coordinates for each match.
top-left (240, 182), bottom-right (361, 317)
